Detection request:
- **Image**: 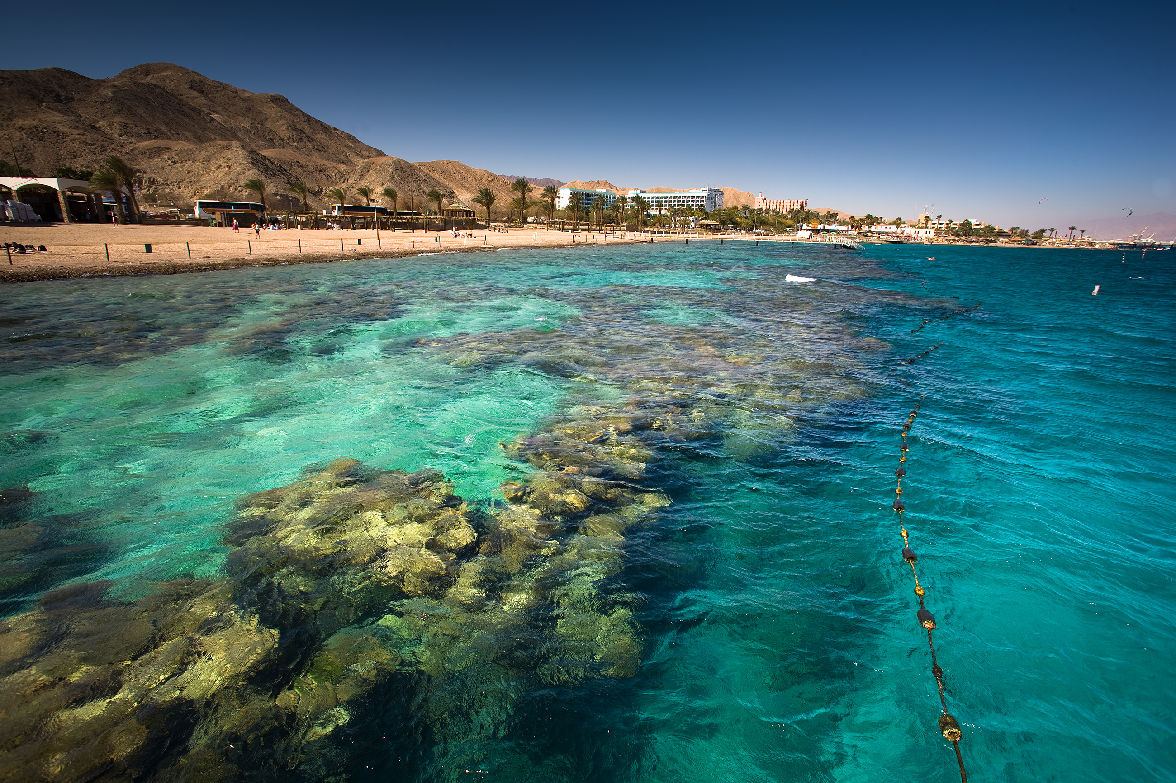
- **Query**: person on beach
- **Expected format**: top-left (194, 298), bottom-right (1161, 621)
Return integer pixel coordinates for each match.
top-left (232, 219), bottom-right (239, 232)
top-left (254, 224), bottom-right (261, 238)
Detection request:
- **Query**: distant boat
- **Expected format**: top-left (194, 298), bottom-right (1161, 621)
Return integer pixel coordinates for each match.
top-left (1111, 230), bottom-right (1173, 250)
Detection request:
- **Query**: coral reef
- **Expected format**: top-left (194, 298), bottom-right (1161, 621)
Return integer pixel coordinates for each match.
top-left (0, 429), bottom-right (665, 780)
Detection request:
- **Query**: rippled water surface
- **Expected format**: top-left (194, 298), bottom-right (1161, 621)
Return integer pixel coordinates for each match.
top-left (1, 243), bottom-right (1173, 782)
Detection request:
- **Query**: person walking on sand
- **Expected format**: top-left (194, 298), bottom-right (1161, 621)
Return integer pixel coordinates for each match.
top-left (232, 219), bottom-right (239, 232)
top-left (254, 224), bottom-right (261, 238)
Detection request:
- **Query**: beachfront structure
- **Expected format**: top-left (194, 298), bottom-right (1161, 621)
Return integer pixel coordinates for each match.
top-left (195, 200), bottom-right (266, 225)
top-left (327, 204), bottom-right (389, 217)
top-left (555, 188), bottom-right (618, 211)
top-left (0, 176), bottom-right (107, 223)
top-left (627, 187), bottom-right (723, 213)
top-left (754, 193), bottom-right (807, 213)
top-left (865, 224), bottom-right (937, 238)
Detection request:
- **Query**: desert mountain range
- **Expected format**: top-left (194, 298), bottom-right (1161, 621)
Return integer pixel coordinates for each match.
top-left (0, 63), bottom-right (762, 215)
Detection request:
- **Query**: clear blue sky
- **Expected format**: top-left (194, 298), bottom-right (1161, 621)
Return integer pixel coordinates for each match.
top-left (5, 0), bottom-right (1173, 228)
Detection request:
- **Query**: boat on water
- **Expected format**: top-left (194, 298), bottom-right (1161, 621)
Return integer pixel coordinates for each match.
top-left (1110, 230), bottom-right (1175, 250)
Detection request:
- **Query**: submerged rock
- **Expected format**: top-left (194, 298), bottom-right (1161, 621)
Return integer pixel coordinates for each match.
top-left (0, 428), bottom-right (666, 781)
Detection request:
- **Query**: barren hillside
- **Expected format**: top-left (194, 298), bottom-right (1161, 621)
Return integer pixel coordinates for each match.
top-left (0, 63), bottom-right (394, 209)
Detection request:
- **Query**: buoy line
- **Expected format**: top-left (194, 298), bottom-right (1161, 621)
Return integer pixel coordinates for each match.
top-left (894, 402), bottom-right (968, 782)
top-left (890, 277), bottom-right (982, 782)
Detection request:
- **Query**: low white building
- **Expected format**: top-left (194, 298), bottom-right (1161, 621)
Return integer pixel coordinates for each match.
top-left (866, 224), bottom-right (936, 238)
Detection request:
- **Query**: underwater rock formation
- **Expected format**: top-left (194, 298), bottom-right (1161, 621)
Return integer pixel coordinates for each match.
top-left (0, 430), bottom-right (666, 781)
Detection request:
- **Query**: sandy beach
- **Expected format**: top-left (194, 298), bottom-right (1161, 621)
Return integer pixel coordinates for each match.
top-left (0, 224), bottom-right (641, 282)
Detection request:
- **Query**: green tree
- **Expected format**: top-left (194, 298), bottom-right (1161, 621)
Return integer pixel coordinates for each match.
top-left (632, 196), bottom-right (649, 230)
top-left (243, 178), bottom-right (266, 210)
top-left (959, 219), bottom-right (974, 237)
top-left (382, 187), bottom-right (399, 227)
top-left (0, 160), bottom-right (34, 176)
top-left (472, 187), bottom-right (496, 227)
top-left (567, 192), bottom-right (584, 230)
top-left (1067, 225), bottom-right (1077, 241)
top-left (510, 178), bottom-right (533, 224)
top-left (89, 169), bottom-right (126, 222)
top-left (607, 198), bottom-right (623, 227)
top-left (55, 166), bottom-right (94, 180)
top-left (325, 187), bottom-right (348, 210)
top-left (356, 186), bottom-right (373, 205)
top-left (541, 185), bottom-right (558, 222)
top-left (426, 189), bottom-right (445, 230)
top-left (287, 181), bottom-right (310, 212)
top-left (1031, 228), bottom-right (1046, 241)
top-left (100, 156), bottom-right (142, 222)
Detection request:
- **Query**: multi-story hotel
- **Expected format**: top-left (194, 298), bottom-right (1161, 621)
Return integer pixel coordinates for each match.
top-left (556, 186), bottom-right (724, 213)
top-left (754, 193), bottom-right (807, 213)
top-left (555, 188), bottom-right (618, 211)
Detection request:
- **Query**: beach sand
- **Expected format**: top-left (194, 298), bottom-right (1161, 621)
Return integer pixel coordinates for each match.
top-left (0, 225), bottom-right (637, 282)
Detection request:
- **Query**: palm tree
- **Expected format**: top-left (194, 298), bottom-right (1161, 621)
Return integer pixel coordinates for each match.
top-left (632, 196), bottom-right (649, 230)
top-left (98, 156), bottom-right (141, 222)
top-left (1049, 227), bottom-right (1056, 240)
top-left (616, 195), bottom-right (628, 227)
top-left (326, 187), bottom-right (347, 209)
top-left (382, 187), bottom-right (398, 228)
top-left (356, 186), bottom-right (373, 205)
top-left (287, 181), bottom-right (310, 212)
top-left (243, 178), bottom-right (266, 210)
top-left (89, 169), bottom-right (126, 223)
top-left (1079, 228), bottom-right (1086, 240)
top-left (567, 192), bottom-right (584, 231)
top-left (426, 189), bottom-right (445, 230)
top-left (472, 187), bottom-right (496, 228)
top-left (511, 178), bottom-right (533, 225)
top-left (1067, 225), bottom-right (1077, 241)
top-left (541, 185), bottom-right (558, 223)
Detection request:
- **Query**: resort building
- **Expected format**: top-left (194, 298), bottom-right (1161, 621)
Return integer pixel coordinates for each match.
top-left (555, 186), bottom-right (724, 213)
top-left (555, 187), bottom-right (618, 211)
top-left (628, 187), bottom-right (723, 213)
top-left (754, 193), bottom-right (807, 213)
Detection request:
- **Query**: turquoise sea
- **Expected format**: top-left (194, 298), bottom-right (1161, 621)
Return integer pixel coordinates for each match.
top-left (0, 242), bottom-right (1172, 782)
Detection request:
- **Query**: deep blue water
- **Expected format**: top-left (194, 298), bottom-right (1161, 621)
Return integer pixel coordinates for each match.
top-left (0, 242), bottom-right (1172, 782)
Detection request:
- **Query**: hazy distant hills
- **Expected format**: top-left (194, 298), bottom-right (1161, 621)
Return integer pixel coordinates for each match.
top-left (1075, 212), bottom-right (1176, 241)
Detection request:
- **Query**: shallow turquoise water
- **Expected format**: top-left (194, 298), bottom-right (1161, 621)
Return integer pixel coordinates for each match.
top-left (1, 243), bottom-right (1173, 781)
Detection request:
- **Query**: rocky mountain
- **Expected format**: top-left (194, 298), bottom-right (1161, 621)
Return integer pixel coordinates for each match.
top-left (499, 175), bottom-right (565, 189)
top-left (1, 62), bottom-right (772, 217)
top-left (0, 63), bottom-right (543, 214)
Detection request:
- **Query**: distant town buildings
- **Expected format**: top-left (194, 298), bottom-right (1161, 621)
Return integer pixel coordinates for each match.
top-left (556, 186), bottom-right (724, 213)
top-left (755, 193), bottom-right (807, 213)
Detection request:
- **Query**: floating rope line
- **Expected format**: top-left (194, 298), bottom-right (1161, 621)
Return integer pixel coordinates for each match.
top-left (891, 287), bottom-right (977, 781)
top-left (894, 403), bottom-right (968, 782)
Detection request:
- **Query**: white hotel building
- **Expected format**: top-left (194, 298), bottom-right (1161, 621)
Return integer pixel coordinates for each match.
top-left (556, 186), bottom-right (724, 213)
